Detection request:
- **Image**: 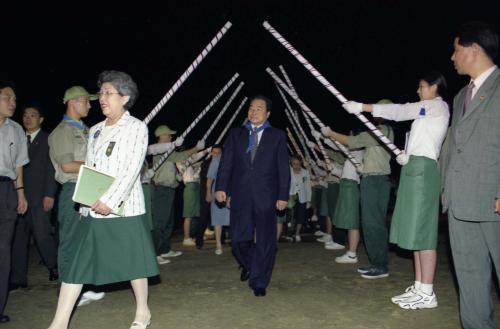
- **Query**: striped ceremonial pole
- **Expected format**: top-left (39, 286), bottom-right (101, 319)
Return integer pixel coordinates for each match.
top-left (284, 106), bottom-right (320, 167)
top-left (153, 73), bottom-right (239, 171)
top-left (263, 21), bottom-right (402, 157)
top-left (202, 81), bottom-right (245, 141)
top-left (286, 128), bottom-right (305, 161)
top-left (269, 68), bottom-right (362, 168)
top-left (143, 21), bottom-right (232, 125)
top-left (215, 97), bottom-right (248, 145)
top-left (277, 82), bottom-right (324, 168)
top-left (287, 143), bottom-right (293, 154)
top-left (277, 66), bottom-right (362, 169)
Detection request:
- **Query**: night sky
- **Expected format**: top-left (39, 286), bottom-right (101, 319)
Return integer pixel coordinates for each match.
top-left (3, 1), bottom-right (499, 153)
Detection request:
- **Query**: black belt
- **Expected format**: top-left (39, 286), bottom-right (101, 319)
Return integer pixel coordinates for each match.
top-left (0, 176), bottom-right (13, 182)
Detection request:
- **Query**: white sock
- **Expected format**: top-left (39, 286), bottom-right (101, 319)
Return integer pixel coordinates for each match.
top-left (414, 281), bottom-right (422, 290)
top-left (346, 251), bottom-right (356, 257)
top-left (420, 283), bottom-right (433, 295)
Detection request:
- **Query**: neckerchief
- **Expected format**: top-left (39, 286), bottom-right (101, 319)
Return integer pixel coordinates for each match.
top-left (245, 121), bottom-right (271, 153)
top-left (63, 115), bottom-right (88, 137)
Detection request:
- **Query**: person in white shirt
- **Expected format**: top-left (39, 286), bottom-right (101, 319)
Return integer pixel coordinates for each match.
top-left (342, 71), bottom-right (449, 310)
top-left (48, 71), bottom-right (159, 329)
top-left (288, 156), bottom-right (312, 242)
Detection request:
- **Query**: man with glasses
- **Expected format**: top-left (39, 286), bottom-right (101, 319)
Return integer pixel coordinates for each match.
top-left (0, 81), bottom-right (29, 324)
top-left (48, 86), bottom-right (104, 307)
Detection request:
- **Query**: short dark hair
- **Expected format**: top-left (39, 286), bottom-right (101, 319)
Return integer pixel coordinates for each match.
top-left (420, 71), bottom-right (447, 98)
top-left (456, 21), bottom-right (499, 60)
top-left (23, 103), bottom-right (45, 118)
top-left (97, 70), bottom-right (139, 110)
top-left (290, 154), bottom-right (302, 163)
top-left (0, 81), bottom-right (15, 93)
top-left (250, 95), bottom-right (272, 111)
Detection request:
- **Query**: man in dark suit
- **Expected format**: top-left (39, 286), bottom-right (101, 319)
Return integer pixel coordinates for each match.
top-left (10, 104), bottom-right (58, 289)
top-left (215, 95), bottom-right (290, 297)
top-left (444, 21), bottom-right (500, 328)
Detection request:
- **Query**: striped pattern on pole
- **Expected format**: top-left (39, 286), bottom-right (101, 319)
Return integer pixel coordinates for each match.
top-left (215, 97), bottom-right (248, 145)
top-left (143, 21), bottom-right (232, 125)
top-left (278, 65), bottom-right (360, 168)
top-left (284, 107), bottom-right (318, 166)
top-left (269, 68), bottom-right (362, 169)
top-left (153, 73), bottom-right (239, 171)
top-left (286, 128), bottom-right (305, 161)
top-left (263, 21), bottom-right (402, 157)
top-left (202, 81), bottom-right (245, 141)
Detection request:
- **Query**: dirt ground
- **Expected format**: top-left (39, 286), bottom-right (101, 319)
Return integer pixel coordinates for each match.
top-left (4, 228), bottom-right (500, 329)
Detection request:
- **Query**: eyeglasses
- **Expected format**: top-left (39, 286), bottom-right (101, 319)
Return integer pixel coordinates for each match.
top-left (0, 95), bottom-right (16, 101)
top-left (98, 91), bottom-right (121, 98)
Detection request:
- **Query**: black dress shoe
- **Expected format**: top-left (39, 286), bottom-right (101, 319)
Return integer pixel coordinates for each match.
top-left (49, 268), bottom-right (59, 281)
top-left (253, 288), bottom-right (266, 297)
top-left (240, 268), bottom-right (250, 282)
top-left (0, 314), bottom-right (10, 323)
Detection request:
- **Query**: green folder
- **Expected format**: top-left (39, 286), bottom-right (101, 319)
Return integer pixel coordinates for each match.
top-left (72, 165), bottom-right (124, 216)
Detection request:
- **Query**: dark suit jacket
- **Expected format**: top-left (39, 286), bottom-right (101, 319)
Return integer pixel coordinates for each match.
top-left (24, 130), bottom-right (58, 206)
top-left (215, 126), bottom-right (290, 212)
top-left (443, 68), bottom-right (500, 221)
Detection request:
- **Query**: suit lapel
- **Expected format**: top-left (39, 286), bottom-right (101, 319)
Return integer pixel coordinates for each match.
top-left (93, 112), bottom-right (130, 154)
top-left (460, 69), bottom-right (500, 122)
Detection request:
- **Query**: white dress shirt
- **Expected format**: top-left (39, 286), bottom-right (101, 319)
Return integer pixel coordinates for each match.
top-left (373, 97), bottom-right (449, 161)
top-left (26, 128), bottom-right (41, 142)
top-left (470, 65), bottom-right (497, 99)
top-left (341, 150), bottom-right (364, 183)
top-left (82, 111), bottom-right (148, 218)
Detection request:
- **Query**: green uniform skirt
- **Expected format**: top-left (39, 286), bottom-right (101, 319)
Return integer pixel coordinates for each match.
top-left (142, 183), bottom-right (153, 230)
top-left (62, 214), bottom-right (159, 285)
top-left (318, 187), bottom-right (329, 217)
top-left (183, 182), bottom-right (200, 218)
top-left (333, 179), bottom-right (360, 229)
top-left (326, 182), bottom-right (340, 220)
top-left (389, 156), bottom-right (440, 250)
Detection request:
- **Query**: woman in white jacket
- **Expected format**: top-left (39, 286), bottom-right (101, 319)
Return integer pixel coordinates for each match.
top-left (48, 71), bottom-right (158, 329)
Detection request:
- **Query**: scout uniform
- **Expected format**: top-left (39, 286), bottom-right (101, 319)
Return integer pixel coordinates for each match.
top-left (152, 150), bottom-right (190, 256)
top-left (333, 150), bottom-right (364, 230)
top-left (372, 98), bottom-right (449, 250)
top-left (48, 111), bottom-right (90, 278)
top-left (347, 124), bottom-right (394, 273)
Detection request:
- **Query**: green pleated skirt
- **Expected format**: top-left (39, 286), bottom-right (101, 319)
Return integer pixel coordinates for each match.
top-left (318, 187), bottom-right (329, 217)
top-left (333, 179), bottom-right (360, 229)
top-left (62, 214), bottom-right (160, 285)
top-left (326, 182), bottom-right (340, 220)
top-left (183, 182), bottom-right (200, 218)
top-left (389, 156), bottom-right (440, 250)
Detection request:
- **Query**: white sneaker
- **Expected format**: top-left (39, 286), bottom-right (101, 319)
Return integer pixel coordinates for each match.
top-left (295, 235), bottom-right (301, 242)
top-left (204, 229), bottom-right (215, 237)
top-left (335, 253), bottom-right (358, 263)
top-left (78, 291), bottom-right (105, 307)
top-left (156, 256), bottom-right (171, 265)
top-left (314, 230), bottom-right (326, 237)
top-left (391, 285), bottom-right (418, 304)
top-left (215, 248), bottom-right (223, 255)
top-left (182, 238), bottom-right (196, 246)
top-left (316, 235), bottom-right (332, 243)
top-left (397, 290), bottom-right (438, 310)
top-left (160, 250), bottom-right (183, 258)
top-left (325, 241), bottom-right (345, 250)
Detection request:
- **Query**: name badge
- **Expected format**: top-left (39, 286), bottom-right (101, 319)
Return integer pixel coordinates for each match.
top-left (106, 142), bottom-right (116, 157)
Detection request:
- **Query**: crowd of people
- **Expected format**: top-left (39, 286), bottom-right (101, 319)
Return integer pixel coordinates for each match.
top-left (0, 20), bottom-right (498, 329)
